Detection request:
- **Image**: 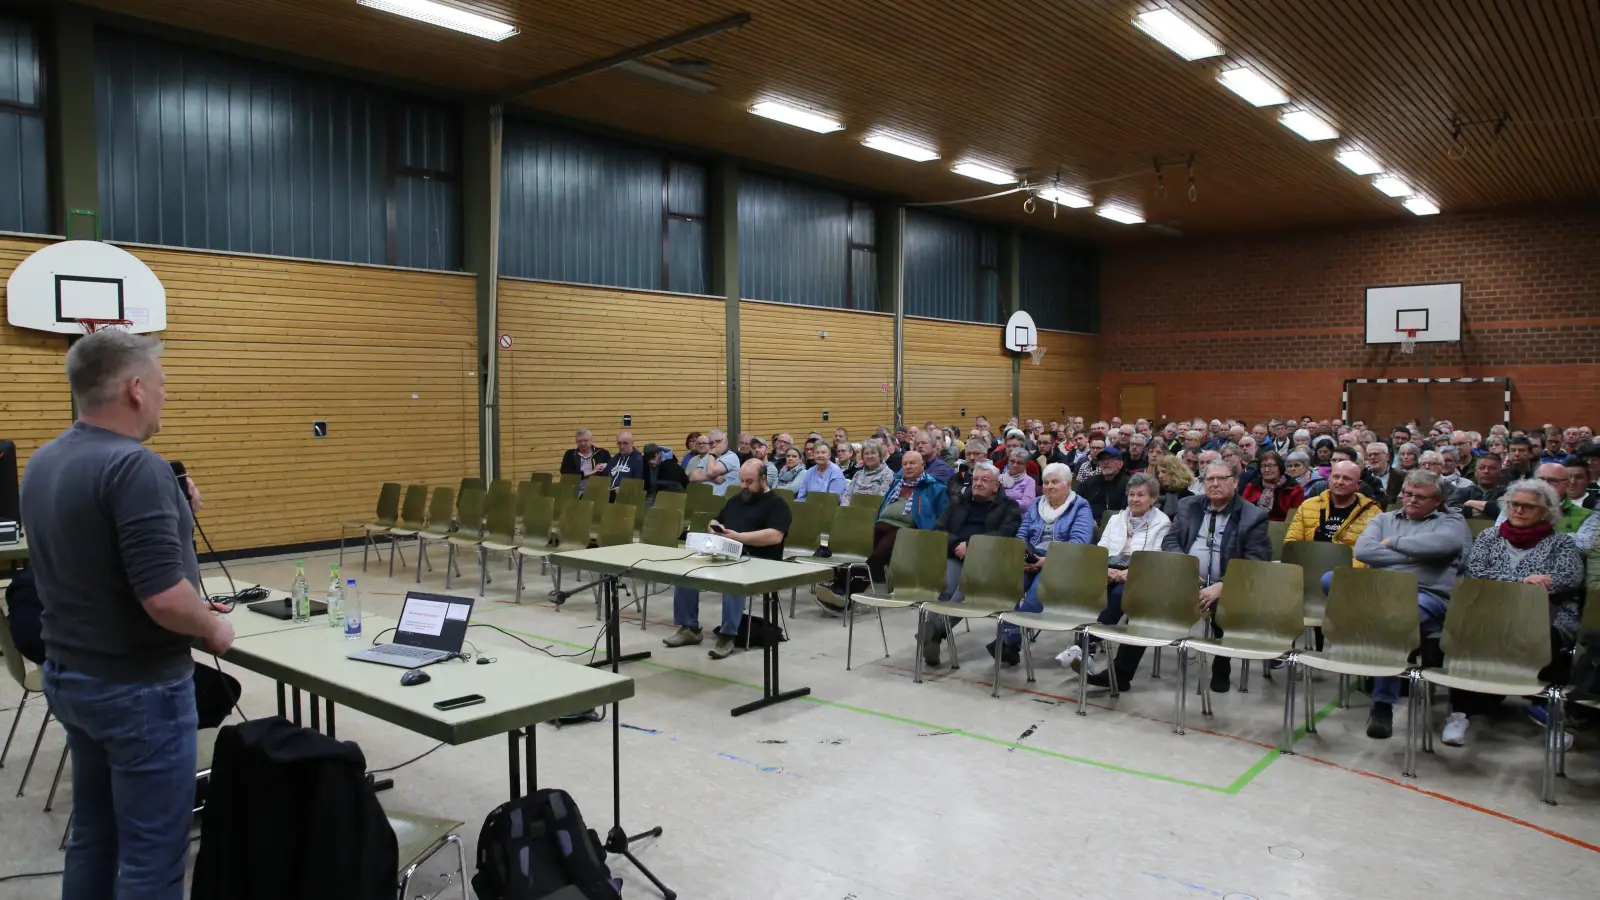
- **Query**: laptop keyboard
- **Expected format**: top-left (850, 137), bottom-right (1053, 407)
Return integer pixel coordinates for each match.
top-left (373, 644), bottom-right (441, 659)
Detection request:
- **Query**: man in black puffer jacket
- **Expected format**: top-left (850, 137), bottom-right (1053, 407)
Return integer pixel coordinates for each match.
top-left (922, 462), bottom-right (1022, 666)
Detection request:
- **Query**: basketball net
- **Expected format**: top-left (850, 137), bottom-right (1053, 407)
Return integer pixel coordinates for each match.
top-left (1399, 329), bottom-right (1418, 355)
top-left (76, 318), bottom-right (134, 335)
top-left (1023, 344), bottom-right (1046, 366)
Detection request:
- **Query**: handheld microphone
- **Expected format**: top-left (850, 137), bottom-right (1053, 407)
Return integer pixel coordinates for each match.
top-left (170, 460), bottom-right (194, 508)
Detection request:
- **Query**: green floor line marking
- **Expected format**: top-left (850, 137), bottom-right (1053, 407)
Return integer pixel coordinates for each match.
top-left (481, 619), bottom-right (1240, 793)
top-left (1222, 698), bottom-right (1341, 795)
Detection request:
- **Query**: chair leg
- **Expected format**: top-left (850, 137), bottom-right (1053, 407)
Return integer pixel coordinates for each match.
top-left (1303, 660), bottom-right (1317, 734)
top-left (393, 534), bottom-right (407, 569)
top-left (1022, 628), bottom-right (1037, 685)
top-left (444, 544), bottom-right (456, 589)
top-left (1173, 646), bottom-right (1187, 735)
top-left (60, 810), bottom-right (72, 851)
top-left (44, 744), bottom-right (68, 812)
top-left (1422, 680), bottom-right (1435, 754)
top-left (362, 531), bottom-right (372, 571)
top-left (1541, 686), bottom-right (1561, 805)
top-left (640, 581), bottom-right (650, 630)
top-left (1240, 660), bottom-right (1250, 693)
top-left (789, 586), bottom-right (796, 619)
top-left (1556, 688), bottom-right (1568, 778)
top-left (913, 609), bottom-right (926, 684)
top-left (1, 693), bottom-right (28, 766)
top-left (877, 606), bottom-right (889, 659)
top-left (389, 535), bottom-right (399, 577)
top-left (416, 539), bottom-right (428, 585)
top-left (451, 832), bottom-right (469, 900)
top-left (947, 619), bottom-right (960, 671)
top-left (1280, 656), bottom-right (1296, 754)
top-left (1151, 647), bottom-right (1162, 679)
top-left (990, 621), bottom-right (1004, 698)
top-left (17, 710), bottom-right (52, 797)
top-left (846, 598), bottom-right (856, 672)
top-left (1106, 642), bottom-right (1121, 699)
top-left (1403, 673), bottom-right (1418, 778)
top-left (514, 555), bottom-right (524, 604)
top-left (1075, 631), bottom-right (1089, 717)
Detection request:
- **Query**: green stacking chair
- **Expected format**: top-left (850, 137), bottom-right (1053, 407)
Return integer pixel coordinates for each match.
top-left (514, 479), bottom-right (544, 517)
top-left (526, 472), bottom-right (554, 495)
top-left (804, 491), bottom-right (841, 519)
top-left (1186, 559), bottom-right (1303, 720)
top-left (1467, 518), bottom-right (1495, 538)
top-left (615, 480), bottom-right (647, 534)
top-left (444, 488), bottom-right (488, 591)
top-left (557, 472), bottom-right (581, 495)
top-left (1083, 551), bottom-right (1202, 731)
top-left (474, 487), bottom-right (519, 596)
top-left (790, 504), bottom-right (876, 618)
top-left (685, 483), bottom-right (715, 516)
top-left (636, 504), bottom-right (686, 629)
top-left (460, 476), bottom-right (486, 497)
top-left (339, 482), bottom-right (401, 571)
top-left (847, 528), bottom-right (948, 671)
top-left (1281, 541), bottom-right (1353, 648)
top-left (648, 492), bottom-right (688, 538)
top-left (513, 496), bottom-right (556, 604)
top-left (1268, 521), bottom-right (1290, 561)
top-left (995, 542), bottom-right (1109, 700)
top-left (390, 811), bottom-right (467, 900)
top-left (549, 477), bottom-right (581, 519)
top-left (384, 485), bottom-right (429, 577)
top-left (413, 487), bottom-right (458, 584)
top-left (916, 534), bottom-right (1026, 683)
top-left (683, 509), bottom-right (715, 540)
top-left (548, 499), bottom-right (595, 604)
top-left (844, 491), bottom-right (883, 508)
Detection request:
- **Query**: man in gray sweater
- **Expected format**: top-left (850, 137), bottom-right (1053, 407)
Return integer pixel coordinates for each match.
top-left (1354, 468), bottom-right (1472, 740)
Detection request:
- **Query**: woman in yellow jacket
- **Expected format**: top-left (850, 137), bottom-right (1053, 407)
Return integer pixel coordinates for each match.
top-left (1284, 460), bottom-right (1383, 566)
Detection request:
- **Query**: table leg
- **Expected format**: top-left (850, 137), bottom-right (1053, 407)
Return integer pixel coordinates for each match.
top-left (508, 730), bottom-right (521, 802)
top-left (291, 687), bottom-right (302, 726)
top-left (731, 591), bottom-right (811, 717)
top-left (325, 699), bottom-right (336, 739)
top-left (526, 723), bottom-right (537, 792)
top-left (587, 575), bottom-right (652, 669)
top-left (309, 694), bottom-right (320, 732)
top-left (276, 682), bottom-right (286, 719)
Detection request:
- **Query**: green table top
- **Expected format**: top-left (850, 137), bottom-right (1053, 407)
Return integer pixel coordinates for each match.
top-left (222, 612), bottom-right (633, 745)
top-left (0, 536), bottom-right (27, 562)
top-left (551, 543), bottom-right (833, 595)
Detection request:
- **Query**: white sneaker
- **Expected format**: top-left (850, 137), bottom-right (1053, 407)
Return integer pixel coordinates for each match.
top-left (1441, 712), bottom-right (1470, 746)
top-left (1056, 645), bottom-right (1083, 672)
top-left (1087, 649), bottom-right (1110, 676)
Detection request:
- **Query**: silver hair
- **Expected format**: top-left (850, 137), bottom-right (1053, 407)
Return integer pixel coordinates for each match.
top-left (575, 429), bottom-right (592, 438)
top-left (706, 428), bottom-right (726, 440)
top-left (1041, 462), bottom-right (1071, 484)
top-left (1293, 428), bottom-right (1311, 441)
top-left (1201, 461), bottom-right (1234, 481)
top-left (966, 438), bottom-right (989, 453)
top-left (1285, 450), bottom-right (1311, 465)
top-left (972, 461), bottom-right (1001, 478)
top-left (1419, 450), bottom-right (1443, 465)
top-left (1127, 471), bottom-right (1160, 498)
top-left (65, 330), bottom-right (164, 410)
top-left (1398, 442), bottom-right (1419, 457)
top-left (1007, 447), bottom-right (1031, 463)
top-left (1504, 478), bottom-right (1564, 527)
top-left (1438, 446), bottom-right (1459, 461)
top-left (860, 439), bottom-right (882, 461)
top-left (1183, 429), bottom-right (1202, 441)
top-left (1366, 442), bottom-right (1390, 458)
top-left (1401, 468), bottom-right (1446, 498)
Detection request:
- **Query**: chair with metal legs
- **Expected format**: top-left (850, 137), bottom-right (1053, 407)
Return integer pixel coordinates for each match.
top-left (994, 543), bottom-right (1108, 701)
top-left (1082, 551), bottom-right (1202, 733)
top-left (383, 485), bottom-right (430, 577)
top-left (846, 529), bottom-right (948, 671)
top-left (915, 535), bottom-right (1026, 683)
top-left (779, 501), bottom-right (828, 616)
top-left (547, 499), bottom-right (596, 608)
top-left (1184, 558), bottom-right (1303, 723)
top-left (636, 503), bottom-right (686, 627)
top-left (443, 488), bottom-right (488, 591)
top-left (391, 812), bottom-right (469, 900)
top-left (1281, 541), bottom-right (1353, 654)
top-left (0, 605), bottom-right (49, 797)
top-left (513, 496), bottom-right (557, 604)
top-left (790, 504), bottom-right (876, 623)
top-left (473, 488), bottom-right (520, 596)
top-left (414, 487), bottom-right (459, 585)
top-left (337, 482), bottom-right (403, 571)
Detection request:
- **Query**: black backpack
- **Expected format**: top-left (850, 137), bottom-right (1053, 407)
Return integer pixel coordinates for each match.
top-left (471, 788), bottom-right (622, 900)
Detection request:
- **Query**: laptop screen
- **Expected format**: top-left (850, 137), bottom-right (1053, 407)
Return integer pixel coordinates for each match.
top-left (393, 591), bottom-right (475, 651)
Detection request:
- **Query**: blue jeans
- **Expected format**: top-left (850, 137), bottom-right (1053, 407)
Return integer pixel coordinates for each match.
top-left (43, 661), bottom-right (199, 900)
top-left (673, 586), bottom-right (744, 636)
top-left (1318, 573), bottom-right (1450, 706)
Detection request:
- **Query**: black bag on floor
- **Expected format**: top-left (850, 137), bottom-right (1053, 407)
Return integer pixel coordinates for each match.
top-left (1571, 629), bottom-right (1600, 702)
top-left (723, 611), bottom-right (786, 647)
top-left (472, 788), bottom-right (622, 900)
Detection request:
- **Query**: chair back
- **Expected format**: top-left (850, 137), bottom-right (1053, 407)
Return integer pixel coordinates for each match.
top-left (723, 486), bottom-right (744, 505)
top-left (596, 504), bottom-right (636, 548)
top-left (459, 476), bottom-right (486, 496)
top-left (804, 491), bottom-right (840, 518)
top-left (1268, 521), bottom-right (1290, 561)
top-left (519, 496), bottom-right (555, 549)
top-left (1437, 577), bottom-right (1552, 685)
top-left (1035, 542), bottom-right (1110, 624)
top-left (615, 480), bottom-right (647, 528)
top-left (553, 499), bottom-right (595, 551)
top-left (557, 472), bottom-right (581, 493)
top-left (685, 509), bottom-right (716, 536)
top-left (641, 505), bottom-right (684, 547)
top-left (844, 491), bottom-right (883, 508)
top-left (395, 485), bottom-right (428, 529)
top-left (1467, 518), bottom-right (1495, 538)
top-left (1121, 551), bottom-right (1202, 631)
top-left (455, 488), bottom-right (488, 540)
top-left (881, 528), bottom-right (949, 604)
top-left (826, 505), bottom-right (877, 559)
top-left (483, 485), bottom-right (518, 545)
top-left (487, 478), bottom-right (515, 511)
top-left (424, 487), bottom-right (456, 531)
top-left (1098, 507), bottom-right (1114, 530)
top-left (580, 476), bottom-right (610, 500)
top-left (1281, 541), bottom-right (1353, 623)
top-left (0, 607), bottom-right (31, 689)
top-left (784, 499), bottom-right (827, 555)
top-left (1319, 566), bottom-right (1421, 668)
top-left (775, 487), bottom-right (797, 502)
top-left (373, 482), bottom-right (403, 526)
top-left (515, 479), bottom-right (544, 514)
top-left (651, 491), bottom-right (688, 520)
top-left (1214, 559), bottom-right (1304, 648)
top-left (685, 483), bottom-right (715, 513)
top-left (550, 478), bottom-right (580, 516)
top-left (957, 535), bottom-right (1027, 614)
top-left (526, 473), bottom-right (554, 494)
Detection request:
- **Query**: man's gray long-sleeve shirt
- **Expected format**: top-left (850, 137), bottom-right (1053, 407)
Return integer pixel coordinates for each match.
top-left (1355, 508), bottom-right (1472, 600)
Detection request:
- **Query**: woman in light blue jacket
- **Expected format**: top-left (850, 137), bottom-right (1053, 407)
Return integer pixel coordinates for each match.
top-left (994, 463), bottom-right (1095, 661)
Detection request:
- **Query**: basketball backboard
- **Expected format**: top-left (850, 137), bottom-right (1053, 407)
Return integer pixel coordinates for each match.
top-left (1364, 282), bottom-right (1461, 345)
top-left (5, 241), bottom-right (167, 335)
top-left (1003, 310), bottom-right (1038, 352)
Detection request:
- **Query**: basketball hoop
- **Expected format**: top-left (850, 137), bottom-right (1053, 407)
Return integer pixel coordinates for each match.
top-left (1022, 344), bottom-right (1046, 366)
top-left (1399, 329), bottom-right (1418, 355)
top-left (76, 318), bottom-right (135, 335)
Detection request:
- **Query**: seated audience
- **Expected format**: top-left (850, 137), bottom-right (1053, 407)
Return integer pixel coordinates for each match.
top-left (993, 462), bottom-right (1095, 663)
top-left (772, 433), bottom-right (793, 458)
top-left (1125, 433), bottom-right (1151, 473)
top-left (835, 441), bottom-right (859, 479)
top-left (695, 429), bottom-right (740, 495)
top-left (1034, 429), bottom-right (1069, 472)
top-left (748, 436), bottom-right (778, 488)
top-left (813, 451), bottom-right (947, 612)
top-left (1305, 445), bottom-right (1381, 500)
top-left (1077, 447), bottom-right (1131, 521)
top-left (843, 439), bottom-right (894, 505)
top-left (1353, 470), bottom-right (1472, 740)
top-left (1311, 436), bottom-right (1336, 476)
top-left (1395, 442), bottom-right (1420, 474)
top-left (1436, 447), bottom-right (1471, 493)
top-left (1365, 442), bottom-right (1404, 507)
top-left (1291, 428), bottom-right (1313, 453)
top-left (1288, 460), bottom-right (1381, 570)
top-left (607, 431), bottom-right (645, 494)
top-left (560, 428), bottom-right (612, 495)
top-left (1221, 442), bottom-right (1261, 491)
top-left (643, 443), bottom-right (687, 493)
top-left (923, 463), bottom-right (1022, 667)
top-left (1059, 473), bottom-right (1172, 675)
top-left (794, 439), bottom-right (848, 500)
top-left (736, 432), bottom-right (754, 462)
top-left (1241, 450), bottom-right (1305, 522)
top-left (1449, 451), bottom-right (1504, 518)
top-left (915, 432), bottom-right (955, 483)
top-left (662, 460), bottom-right (790, 659)
top-left (948, 438), bottom-right (991, 498)
top-left (1001, 447), bottom-right (1038, 508)
top-left (1576, 441), bottom-right (1600, 508)
top-left (773, 446), bottom-right (806, 491)
top-left (1154, 454), bottom-right (1197, 518)
top-left (1504, 436), bottom-right (1536, 482)
top-left (1442, 478), bottom-right (1584, 747)
top-left (1284, 450), bottom-right (1317, 494)
top-left (1449, 430), bottom-right (1479, 478)
top-left (1088, 462), bottom-right (1271, 693)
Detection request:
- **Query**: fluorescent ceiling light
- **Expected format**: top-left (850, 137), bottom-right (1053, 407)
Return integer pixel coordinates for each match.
top-left (1217, 67), bottom-right (1288, 106)
top-left (749, 100), bottom-right (843, 133)
top-left (1132, 8), bottom-right (1223, 60)
top-left (862, 134), bottom-right (940, 162)
top-left (1372, 175), bottom-right (1412, 197)
top-left (357, 0), bottom-right (518, 41)
top-left (1403, 196), bottom-right (1440, 216)
top-left (1095, 204), bottom-right (1145, 225)
top-left (1279, 109), bottom-right (1338, 141)
top-left (1036, 187), bottom-right (1093, 208)
top-left (951, 162), bottom-right (1015, 184)
top-left (1335, 149), bottom-right (1383, 175)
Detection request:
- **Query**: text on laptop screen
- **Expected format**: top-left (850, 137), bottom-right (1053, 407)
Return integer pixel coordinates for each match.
top-left (393, 591), bottom-right (475, 650)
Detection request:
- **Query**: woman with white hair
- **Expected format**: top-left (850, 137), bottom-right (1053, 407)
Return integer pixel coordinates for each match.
top-left (1441, 477), bottom-right (1585, 748)
top-left (842, 439), bottom-right (893, 504)
top-left (991, 462), bottom-right (1094, 664)
top-left (1001, 447), bottom-right (1037, 508)
top-left (1059, 472), bottom-right (1171, 674)
top-left (1291, 428), bottom-right (1312, 452)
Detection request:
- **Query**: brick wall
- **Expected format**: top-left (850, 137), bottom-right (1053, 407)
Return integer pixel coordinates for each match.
top-left (1099, 208), bottom-right (1600, 429)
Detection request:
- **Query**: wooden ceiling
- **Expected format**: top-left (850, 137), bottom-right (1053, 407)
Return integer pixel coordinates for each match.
top-left (77, 0), bottom-right (1600, 240)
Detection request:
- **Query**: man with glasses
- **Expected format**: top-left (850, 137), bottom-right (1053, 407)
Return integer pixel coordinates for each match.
top-left (560, 429), bottom-right (612, 497)
top-left (1449, 430), bottom-right (1479, 478)
top-left (607, 431), bottom-right (644, 495)
top-left (1539, 461), bottom-right (1592, 533)
top-left (693, 429), bottom-right (740, 496)
top-left (1364, 442), bottom-right (1405, 508)
top-left (1448, 452), bottom-right (1505, 519)
top-left (1354, 470), bottom-right (1472, 740)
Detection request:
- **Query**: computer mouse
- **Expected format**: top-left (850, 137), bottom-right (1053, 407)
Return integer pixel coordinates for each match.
top-left (400, 668), bottom-right (431, 687)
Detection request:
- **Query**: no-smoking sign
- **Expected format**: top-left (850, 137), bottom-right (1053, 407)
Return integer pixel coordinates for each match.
top-left (497, 334), bottom-right (513, 350)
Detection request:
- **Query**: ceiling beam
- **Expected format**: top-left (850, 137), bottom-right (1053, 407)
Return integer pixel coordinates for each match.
top-left (487, 12), bottom-right (751, 104)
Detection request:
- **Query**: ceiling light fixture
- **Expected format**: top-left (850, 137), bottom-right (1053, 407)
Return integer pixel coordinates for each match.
top-left (1372, 175), bottom-right (1412, 197)
top-left (1403, 196), bottom-right (1440, 216)
top-left (1217, 67), bottom-right (1288, 106)
top-left (862, 134), bottom-right (940, 162)
top-left (1132, 8), bottom-right (1223, 60)
top-left (1279, 109), bottom-right (1339, 141)
top-left (1095, 204), bottom-right (1145, 225)
top-left (749, 100), bottom-right (844, 133)
top-left (356, 0), bottom-right (518, 41)
top-left (1335, 148), bottom-right (1383, 175)
top-left (1036, 187), bottom-right (1093, 208)
top-left (951, 162), bottom-right (1016, 184)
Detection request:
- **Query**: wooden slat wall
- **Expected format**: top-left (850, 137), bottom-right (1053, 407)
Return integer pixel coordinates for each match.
top-left (498, 279), bottom-right (724, 478)
top-left (902, 318), bottom-right (1012, 431)
top-left (0, 237), bottom-right (76, 472)
top-left (1018, 329), bottom-right (1100, 423)
top-left (1, 237), bottom-right (479, 552)
top-left (739, 301), bottom-right (894, 442)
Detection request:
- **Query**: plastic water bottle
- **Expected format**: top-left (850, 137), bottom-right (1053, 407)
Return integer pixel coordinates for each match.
top-left (291, 561), bottom-right (311, 623)
top-left (343, 578), bottom-right (362, 640)
top-left (325, 565), bottom-right (344, 629)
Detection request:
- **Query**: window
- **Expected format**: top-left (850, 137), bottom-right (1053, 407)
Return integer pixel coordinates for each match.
top-left (0, 17), bottom-right (48, 234)
top-left (738, 172), bottom-right (877, 309)
top-left (904, 209), bottom-right (999, 323)
top-left (1020, 233), bottom-right (1099, 332)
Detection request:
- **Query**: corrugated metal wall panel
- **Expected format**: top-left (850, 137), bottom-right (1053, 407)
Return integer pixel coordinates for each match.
top-left (904, 209), bottom-right (999, 323)
top-left (95, 28), bottom-right (459, 269)
top-left (738, 172), bottom-right (851, 309)
top-left (1020, 233), bottom-right (1100, 333)
top-left (500, 120), bottom-right (707, 294)
top-left (0, 17), bottom-right (47, 235)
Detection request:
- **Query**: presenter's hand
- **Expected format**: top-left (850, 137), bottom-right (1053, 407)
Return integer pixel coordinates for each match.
top-left (185, 477), bottom-right (204, 511)
top-left (204, 617), bottom-right (235, 655)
